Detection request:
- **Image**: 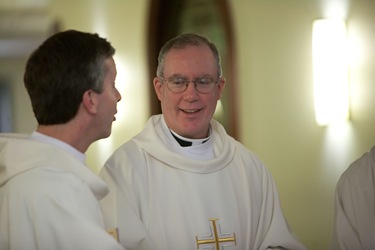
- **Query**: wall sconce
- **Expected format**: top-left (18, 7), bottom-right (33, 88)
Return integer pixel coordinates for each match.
top-left (312, 19), bottom-right (349, 126)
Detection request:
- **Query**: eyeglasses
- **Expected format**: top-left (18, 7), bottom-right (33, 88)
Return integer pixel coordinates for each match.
top-left (159, 76), bottom-right (219, 93)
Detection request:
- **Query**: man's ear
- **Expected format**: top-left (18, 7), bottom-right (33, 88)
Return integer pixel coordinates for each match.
top-left (153, 77), bottom-right (163, 101)
top-left (82, 90), bottom-right (98, 114)
top-left (216, 77), bottom-right (226, 100)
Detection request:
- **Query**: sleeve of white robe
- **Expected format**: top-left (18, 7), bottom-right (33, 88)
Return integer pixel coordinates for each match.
top-left (100, 154), bottom-right (158, 250)
top-left (258, 173), bottom-right (305, 250)
top-left (330, 150), bottom-right (375, 250)
top-left (0, 167), bottom-right (125, 250)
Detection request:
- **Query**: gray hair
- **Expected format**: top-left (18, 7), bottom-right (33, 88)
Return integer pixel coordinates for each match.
top-left (156, 33), bottom-right (222, 78)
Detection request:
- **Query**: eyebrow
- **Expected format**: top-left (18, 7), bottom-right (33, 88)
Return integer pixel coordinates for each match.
top-left (168, 74), bottom-right (214, 79)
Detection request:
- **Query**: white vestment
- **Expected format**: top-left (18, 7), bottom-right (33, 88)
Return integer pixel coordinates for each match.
top-left (331, 146), bottom-right (375, 250)
top-left (0, 133), bottom-right (124, 250)
top-left (100, 115), bottom-right (306, 250)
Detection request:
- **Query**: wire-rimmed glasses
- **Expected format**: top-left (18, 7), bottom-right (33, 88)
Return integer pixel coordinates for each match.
top-left (159, 76), bottom-right (219, 93)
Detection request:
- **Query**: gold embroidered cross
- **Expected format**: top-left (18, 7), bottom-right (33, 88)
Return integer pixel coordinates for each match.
top-left (196, 218), bottom-right (236, 249)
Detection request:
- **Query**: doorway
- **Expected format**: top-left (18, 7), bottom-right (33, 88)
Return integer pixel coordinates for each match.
top-left (147, 0), bottom-right (238, 138)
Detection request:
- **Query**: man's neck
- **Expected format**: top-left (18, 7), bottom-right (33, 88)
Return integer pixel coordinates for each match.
top-left (36, 124), bottom-right (90, 153)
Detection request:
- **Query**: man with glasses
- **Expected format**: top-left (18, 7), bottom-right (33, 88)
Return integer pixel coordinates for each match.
top-left (100, 33), bottom-right (306, 250)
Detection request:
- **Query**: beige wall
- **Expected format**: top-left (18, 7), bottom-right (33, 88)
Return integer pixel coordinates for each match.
top-left (233, 1), bottom-right (375, 249)
top-left (2, 0), bottom-right (375, 249)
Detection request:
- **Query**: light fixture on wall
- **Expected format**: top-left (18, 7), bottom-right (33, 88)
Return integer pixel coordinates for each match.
top-left (312, 19), bottom-right (349, 126)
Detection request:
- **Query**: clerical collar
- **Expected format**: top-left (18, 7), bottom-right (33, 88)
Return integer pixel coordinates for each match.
top-left (170, 129), bottom-right (211, 147)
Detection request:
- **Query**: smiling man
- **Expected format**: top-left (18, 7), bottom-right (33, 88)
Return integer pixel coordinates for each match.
top-left (100, 33), bottom-right (306, 250)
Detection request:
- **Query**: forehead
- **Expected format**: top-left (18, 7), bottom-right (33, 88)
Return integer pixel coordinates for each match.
top-left (104, 57), bottom-right (117, 79)
top-left (163, 45), bottom-right (218, 76)
top-left (105, 57), bottom-right (116, 72)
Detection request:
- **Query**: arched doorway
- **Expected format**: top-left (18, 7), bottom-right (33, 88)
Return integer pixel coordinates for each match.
top-left (147, 0), bottom-right (238, 139)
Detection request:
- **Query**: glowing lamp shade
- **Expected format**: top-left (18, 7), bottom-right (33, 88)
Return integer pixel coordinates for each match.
top-left (312, 19), bottom-right (349, 126)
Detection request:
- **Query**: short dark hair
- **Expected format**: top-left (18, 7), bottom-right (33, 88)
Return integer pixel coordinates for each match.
top-left (24, 29), bottom-right (115, 125)
top-left (156, 33), bottom-right (222, 78)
